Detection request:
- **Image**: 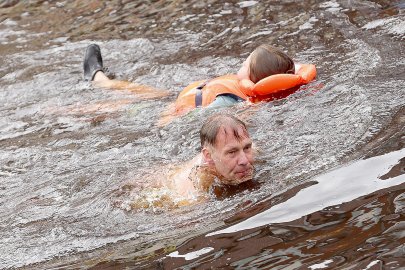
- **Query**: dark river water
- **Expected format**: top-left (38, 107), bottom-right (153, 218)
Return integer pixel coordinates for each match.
top-left (0, 0), bottom-right (404, 269)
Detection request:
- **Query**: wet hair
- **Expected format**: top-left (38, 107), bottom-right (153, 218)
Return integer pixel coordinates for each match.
top-left (249, 44), bottom-right (295, 83)
top-left (200, 113), bottom-right (249, 148)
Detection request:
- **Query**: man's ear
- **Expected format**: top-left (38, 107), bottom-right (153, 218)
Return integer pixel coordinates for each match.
top-left (202, 147), bottom-right (214, 165)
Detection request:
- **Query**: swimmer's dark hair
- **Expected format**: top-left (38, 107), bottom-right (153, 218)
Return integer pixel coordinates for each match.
top-left (249, 44), bottom-right (295, 83)
top-left (200, 113), bottom-right (249, 148)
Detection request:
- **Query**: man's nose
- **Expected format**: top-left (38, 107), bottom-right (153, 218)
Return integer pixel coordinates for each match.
top-left (237, 151), bottom-right (249, 165)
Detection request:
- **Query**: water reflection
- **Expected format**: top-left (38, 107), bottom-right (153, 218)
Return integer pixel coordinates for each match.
top-left (211, 148), bottom-right (405, 235)
top-left (0, 0), bottom-right (404, 269)
top-left (153, 151), bottom-right (405, 269)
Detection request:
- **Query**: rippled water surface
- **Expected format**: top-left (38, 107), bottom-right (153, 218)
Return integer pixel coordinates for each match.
top-left (0, 0), bottom-right (404, 269)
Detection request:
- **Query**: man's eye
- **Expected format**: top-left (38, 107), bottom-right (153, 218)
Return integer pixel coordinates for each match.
top-left (244, 145), bottom-right (252, 150)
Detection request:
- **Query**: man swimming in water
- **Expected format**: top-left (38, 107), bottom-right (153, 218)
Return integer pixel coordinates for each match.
top-left (117, 113), bottom-right (254, 208)
top-left (167, 113), bottom-right (255, 198)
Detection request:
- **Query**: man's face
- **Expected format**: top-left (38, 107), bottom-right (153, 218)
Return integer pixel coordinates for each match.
top-left (204, 125), bottom-right (254, 185)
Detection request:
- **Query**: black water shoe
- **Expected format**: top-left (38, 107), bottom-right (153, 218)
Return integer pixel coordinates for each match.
top-left (83, 44), bottom-right (103, 81)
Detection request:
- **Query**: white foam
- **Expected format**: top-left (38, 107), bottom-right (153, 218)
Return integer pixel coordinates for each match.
top-left (299, 16), bottom-right (319, 30)
top-left (363, 17), bottom-right (405, 37)
top-left (220, 10), bottom-right (232, 15)
top-left (247, 30), bottom-right (273, 40)
top-left (238, 1), bottom-right (258, 8)
top-left (168, 247), bottom-right (214, 260)
top-left (362, 18), bottom-right (397, 30)
top-left (309, 259), bottom-right (334, 269)
top-left (1, 18), bottom-right (18, 26)
top-left (365, 260), bottom-right (381, 269)
top-left (320, 1), bottom-right (342, 13)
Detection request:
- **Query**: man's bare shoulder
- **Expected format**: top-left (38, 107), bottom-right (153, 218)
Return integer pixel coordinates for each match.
top-left (167, 153), bottom-right (217, 197)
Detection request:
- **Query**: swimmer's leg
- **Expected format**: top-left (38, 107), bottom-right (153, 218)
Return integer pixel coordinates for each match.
top-left (83, 44), bottom-right (168, 99)
top-left (83, 44), bottom-right (104, 81)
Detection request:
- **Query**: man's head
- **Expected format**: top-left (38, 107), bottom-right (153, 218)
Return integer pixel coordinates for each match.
top-left (200, 113), bottom-right (254, 185)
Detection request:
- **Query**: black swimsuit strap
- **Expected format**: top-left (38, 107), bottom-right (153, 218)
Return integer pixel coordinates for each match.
top-left (195, 81), bottom-right (208, 107)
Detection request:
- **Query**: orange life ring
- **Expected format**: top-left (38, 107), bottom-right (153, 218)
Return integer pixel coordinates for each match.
top-left (250, 63), bottom-right (317, 97)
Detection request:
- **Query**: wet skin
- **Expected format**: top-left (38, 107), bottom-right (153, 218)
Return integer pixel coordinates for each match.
top-left (237, 54), bottom-right (251, 81)
top-left (203, 125), bottom-right (254, 185)
top-left (237, 54), bottom-right (255, 90)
